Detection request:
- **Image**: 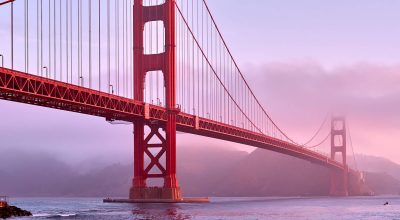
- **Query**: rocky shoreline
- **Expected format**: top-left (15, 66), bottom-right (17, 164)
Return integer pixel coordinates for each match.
top-left (0, 206), bottom-right (32, 219)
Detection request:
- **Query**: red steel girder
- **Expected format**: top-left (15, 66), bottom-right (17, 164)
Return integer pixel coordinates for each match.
top-left (0, 67), bottom-right (347, 172)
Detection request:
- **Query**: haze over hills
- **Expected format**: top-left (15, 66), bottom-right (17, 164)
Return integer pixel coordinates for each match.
top-left (1, 147), bottom-right (400, 197)
top-left (350, 155), bottom-right (400, 181)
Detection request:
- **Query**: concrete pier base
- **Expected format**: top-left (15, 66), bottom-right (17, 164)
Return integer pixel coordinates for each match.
top-left (103, 198), bottom-right (209, 204)
top-left (129, 186), bottom-right (182, 201)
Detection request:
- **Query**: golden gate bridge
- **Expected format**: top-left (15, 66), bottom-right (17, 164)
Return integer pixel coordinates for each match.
top-left (0, 0), bottom-right (368, 202)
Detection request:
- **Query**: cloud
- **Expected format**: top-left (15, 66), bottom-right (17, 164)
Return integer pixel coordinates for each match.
top-left (244, 61), bottom-right (400, 162)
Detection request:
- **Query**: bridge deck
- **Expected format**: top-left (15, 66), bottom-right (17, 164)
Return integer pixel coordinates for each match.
top-left (0, 67), bottom-right (344, 170)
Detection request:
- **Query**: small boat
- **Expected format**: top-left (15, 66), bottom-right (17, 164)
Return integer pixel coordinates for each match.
top-left (0, 196), bottom-right (8, 208)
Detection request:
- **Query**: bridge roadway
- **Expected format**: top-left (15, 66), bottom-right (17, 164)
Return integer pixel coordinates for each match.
top-left (0, 67), bottom-right (345, 171)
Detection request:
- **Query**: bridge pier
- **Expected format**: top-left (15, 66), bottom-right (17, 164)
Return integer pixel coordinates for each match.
top-left (129, 121), bottom-right (182, 201)
top-left (330, 167), bottom-right (349, 196)
top-left (329, 117), bottom-right (349, 196)
top-left (129, 0), bottom-right (182, 201)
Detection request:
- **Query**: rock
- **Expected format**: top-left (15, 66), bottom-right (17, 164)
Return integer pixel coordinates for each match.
top-left (0, 206), bottom-right (32, 219)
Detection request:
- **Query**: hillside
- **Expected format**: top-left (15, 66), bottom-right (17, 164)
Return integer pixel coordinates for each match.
top-left (212, 148), bottom-right (331, 196)
top-left (351, 155), bottom-right (400, 180)
top-left (1, 147), bottom-right (400, 197)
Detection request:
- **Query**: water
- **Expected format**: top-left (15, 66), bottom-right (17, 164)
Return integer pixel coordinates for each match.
top-left (8, 196), bottom-right (400, 219)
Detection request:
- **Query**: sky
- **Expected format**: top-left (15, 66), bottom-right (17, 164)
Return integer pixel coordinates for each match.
top-left (0, 0), bottom-right (399, 164)
top-left (207, 0), bottom-right (400, 68)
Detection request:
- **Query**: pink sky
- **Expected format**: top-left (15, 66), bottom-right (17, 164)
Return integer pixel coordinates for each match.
top-left (0, 0), bottom-right (399, 164)
top-left (244, 61), bottom-right (400, 161)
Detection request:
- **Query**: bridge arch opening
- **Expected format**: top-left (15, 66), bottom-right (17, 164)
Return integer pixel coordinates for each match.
top-left (143, 0), bottom-right (166, 7)
top-left (333, 120), bottom-right (344, 131)
top-left (144, 21), bottom-right (165, 55)
top-left (144, 70), bottom-right (165, 106)
top-left (333, 135), bottom-right (344, 147)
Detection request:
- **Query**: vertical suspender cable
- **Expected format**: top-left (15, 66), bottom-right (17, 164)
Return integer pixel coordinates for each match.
top-left (191, 0), bottom-right (194, 113)
top-left (179, 6), bottom-right (182, 108)
top-left (40, 0), bottom-right (43, 76)
top-left (126, 0), bottom-right (129, 97)
top-left (37, 0), bottom-right (39, 74)
top-left (125, 0), bottom-right (127, 97)
top-left (201, 1), bottom-right (204, 117)
top-left (54, 0), bottom-right (56, 79)
top-left (156, 0), bottom-right (159, 103)
top-left (188, 0), bottom-right (190, 111)
top-left (124, 0), bottom-right (127, 97)
top-left (126, 0), bottom-right (128, 97)
top-left (197, 0), bottom-right (199, 116)
top-left (11, 1), bottom-right (14, 69)
top-left (25, 0), bottom-right (28, 72)
top-left (149, 0), bottom-right (152, 103)
top-left (107, 0), bottom-right (110, 93)
top-left (60, 0), bottom-right (62, 81)
top-left (78, 0), bottom-right (80, 85)
top-left (210, 20), bottom-right (215, 119)
top-left (48, 0), bottom-right (51, 78)
top-left (27, 0), bottom-right (30, 72)
top-left (115, 0), bottom-right (117, 95)
top-left (130, 0), bottom-right (133, 98)
top-left (206, 9), bottom-right (209, 117)
top-left (117, 0), bottom-right (120, 95)
top-left (116, 0), bottom-right (119, 93)
top-left (219, 37), bottom-right (222, 122)
top-left (162, 1), bottom-right (165, 105)
top-left (122, 0), bottom-right (125, 97)
top-left (80, 0), bottom-right (83, 85)
top-left (66, 0), bottom-right (69, 82)
top-left (69, 0), bottom-right (72, 83)
top-left (99, 0), bottom-right (101, 91)
top-left (177, 0), bottom-right (179, 106)
top-left (89, 0), bottom-right (92, 88)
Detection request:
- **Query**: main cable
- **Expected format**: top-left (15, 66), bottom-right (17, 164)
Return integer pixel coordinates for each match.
top-left (304, 131), bottom-right (331, 149)
top-left (301, 114), bottom-right (330, 147)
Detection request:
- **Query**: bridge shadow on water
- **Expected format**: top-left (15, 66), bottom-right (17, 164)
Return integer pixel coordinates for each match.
top-left (131, 204), bottom-right (191, 220)
top-left (128, 197), bottom-right (313, 220)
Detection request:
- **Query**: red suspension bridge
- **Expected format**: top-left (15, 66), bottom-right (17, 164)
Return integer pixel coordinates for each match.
top-left (0, 0), bottom-right (369, 201)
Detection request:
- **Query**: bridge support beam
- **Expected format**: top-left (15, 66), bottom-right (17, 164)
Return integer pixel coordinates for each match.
top-left (129, 0), bottom-right (181, 201)
top-left (330, 117), bottom-right (349, 196)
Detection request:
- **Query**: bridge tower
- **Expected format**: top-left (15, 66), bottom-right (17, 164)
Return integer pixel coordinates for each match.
top-left (130, 0), bottom-right (181, 200)
top-left (330, 117), bottom-right (349, 196)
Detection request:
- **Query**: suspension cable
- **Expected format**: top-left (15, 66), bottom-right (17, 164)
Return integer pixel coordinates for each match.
top-left (198, 1), bottom-right (300, 144)
top-left (304, 132), bottom-right (331, 149)
top-left (176, 5), bottom-right (265, 135)
top-left (301, 114), bottom-right (330, 147)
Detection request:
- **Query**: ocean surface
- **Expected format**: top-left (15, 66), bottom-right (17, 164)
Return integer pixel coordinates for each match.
top-left (8, 196), bottom-right (400, 220)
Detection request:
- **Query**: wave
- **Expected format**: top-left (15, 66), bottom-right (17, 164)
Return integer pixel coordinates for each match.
top-left (33, 213), bottom-right (78, 218)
